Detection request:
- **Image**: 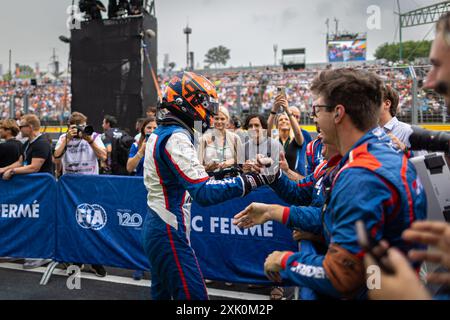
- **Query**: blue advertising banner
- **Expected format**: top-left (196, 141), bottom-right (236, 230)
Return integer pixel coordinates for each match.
top-left (0, 174), bottom-right (56, 259)
top-left (191, 186), bottom-right (298, 284)
top-left (2, 173), bottom-right (300, 285)
top-left (56, 175), bottom-right (151, 271)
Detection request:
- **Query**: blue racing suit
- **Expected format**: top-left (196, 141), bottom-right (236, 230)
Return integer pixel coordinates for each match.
top-left (306, 137), bottom-right (324, 176)
top-left (270, 156), bottom-right (341, 299)
top-left (142, 124), bottom-right (253, 300)
top-left (276, 129), bottom-right (427, 299)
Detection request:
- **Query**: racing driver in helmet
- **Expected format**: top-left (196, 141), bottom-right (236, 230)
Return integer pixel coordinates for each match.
top-left (142, 72), bottom-right (279, 300)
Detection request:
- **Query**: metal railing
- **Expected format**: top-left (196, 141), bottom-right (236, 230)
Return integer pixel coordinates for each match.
top-left (210, 66), bottom-right (446, 126)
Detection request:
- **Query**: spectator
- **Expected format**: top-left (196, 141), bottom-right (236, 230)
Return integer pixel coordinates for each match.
top-left (240, 115), bottom-right (283, 173)
top-left (14, 110), bottom-right (23, 125)
top-left (134, 118), bottom-right (146, 142)
top-left (269, 94), bottom-right (311, 181)
top-left (268, 94), bottom-right (307, 180)
top-left (127, 117), bottom-right (157, 176)
top-left (54, 112), bottom-right (107, 175)
top-left (146, 106), bottom-right (157, 118)
top-left (2, 114), bottom-right (53, 179)
top-left (379, 84), bottom-right (412, 151)
top-left (198, 107), bottom-right (242, 179)
top-left (2, 114), bottom-right (54, 270)
top-left (53, 111), bottom-right (107, 277)
top-left (0, 119), bottom-right (23, 175)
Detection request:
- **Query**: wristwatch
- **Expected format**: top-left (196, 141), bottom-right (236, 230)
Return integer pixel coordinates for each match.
top-left (270, 111), bottom-right (277, 115)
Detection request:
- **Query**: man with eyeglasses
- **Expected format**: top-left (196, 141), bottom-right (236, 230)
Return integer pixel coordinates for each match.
top-left (233, 68), bottom-right (427, 299)
top-left (2, 114), bottom-right (53, 180)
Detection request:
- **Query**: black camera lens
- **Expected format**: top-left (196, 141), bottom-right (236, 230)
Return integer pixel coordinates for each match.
top-left (75, 125), bottom-right (94, 136)
top-left (83, 125), bottom-right (94, 136)
top-left (410, 126), bottom-right (450, 153)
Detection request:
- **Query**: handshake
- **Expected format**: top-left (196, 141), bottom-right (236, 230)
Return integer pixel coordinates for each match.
top-left (240, 154), bottom-right (281, 195)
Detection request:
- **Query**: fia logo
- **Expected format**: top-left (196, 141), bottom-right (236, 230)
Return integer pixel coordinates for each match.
top-left (76, 204), bottom-right (107, 231)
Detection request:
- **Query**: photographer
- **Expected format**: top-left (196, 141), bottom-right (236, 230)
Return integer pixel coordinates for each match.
top-left (379, 84), bottom-right (413, 152)
top-left (53, 112), bottom-right (107, 277)
top-left (233, 68), bottom-right (427, 299)
top-left (54, 112), bottom-right (107, 176)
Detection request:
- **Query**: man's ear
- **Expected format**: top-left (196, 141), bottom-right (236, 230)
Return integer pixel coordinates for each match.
top-left (334, 105), bottom-right (345, 122)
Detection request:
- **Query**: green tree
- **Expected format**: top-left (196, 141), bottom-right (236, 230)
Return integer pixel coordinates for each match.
top-left (374, 41), bottom-right (432, 62)
top-left (204, 46), bottom-right (231, 69)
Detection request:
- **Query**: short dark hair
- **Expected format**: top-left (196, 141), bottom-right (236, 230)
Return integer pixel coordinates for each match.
top-left (104, 115), bottom-right (118, 128)
top-left (437, 12), bottom-right (450, 47)
top-left (243, 114), bottom-right (268, 130)
top-left (310, 68), bottom-right (383, 132)
top-left (69, 112), bottom-right (88, 126)
top-left (146, 106), bottom-right (157, 114)
top-left (381, 85), bottom-right (400, 117)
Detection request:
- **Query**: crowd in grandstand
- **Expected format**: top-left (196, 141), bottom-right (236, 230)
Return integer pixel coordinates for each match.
top-left (0, 63), bottom-right (445, 125)
top-left (0, 80), bottom-right (71, 123)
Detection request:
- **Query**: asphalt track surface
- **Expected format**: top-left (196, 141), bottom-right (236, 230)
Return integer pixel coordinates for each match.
top-left (0, 260), bottom-right (274, 300)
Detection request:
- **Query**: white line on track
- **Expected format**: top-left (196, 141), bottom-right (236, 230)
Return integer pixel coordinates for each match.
top-left (0, 263), bottom-right (269, 300)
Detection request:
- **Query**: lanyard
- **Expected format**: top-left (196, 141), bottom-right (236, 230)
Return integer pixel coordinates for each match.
top-left (213, 131), bottom-right (227, 162)
top-left (23, 134), bottom-right (42, 165)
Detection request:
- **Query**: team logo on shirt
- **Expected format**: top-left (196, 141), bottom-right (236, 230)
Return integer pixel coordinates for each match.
top-left (75, 204), bottom-right (107, 231)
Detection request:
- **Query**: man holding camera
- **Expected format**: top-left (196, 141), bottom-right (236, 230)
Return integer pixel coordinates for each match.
top-left (54, 112), bottom-right (106, 175)
top-left (54, 112), bottom-right (107, 277)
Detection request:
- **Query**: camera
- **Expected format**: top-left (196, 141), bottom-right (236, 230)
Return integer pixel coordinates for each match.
top-left (75, 125), bottom-right (95, 136)
top-left (409, 126), bottom-right (450, 153)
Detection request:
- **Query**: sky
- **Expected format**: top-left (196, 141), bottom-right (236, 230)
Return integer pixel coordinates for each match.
top-left (0, 0), bottom-right (442, 74)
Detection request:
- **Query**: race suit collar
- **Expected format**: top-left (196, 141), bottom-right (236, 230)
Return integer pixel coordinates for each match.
top-left (338, 127), bottom-right (382, 168)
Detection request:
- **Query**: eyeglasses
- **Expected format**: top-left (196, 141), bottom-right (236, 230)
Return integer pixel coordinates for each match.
top-left (19, 124), bottom-right (30, 129)
top-left (311, 104), bottom-right (333, 117)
